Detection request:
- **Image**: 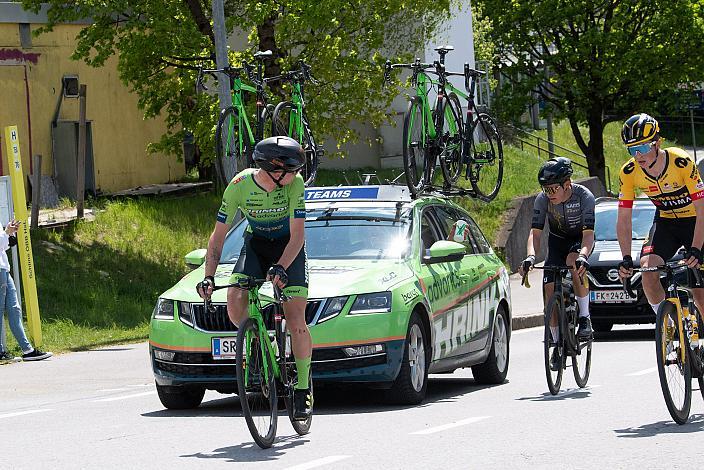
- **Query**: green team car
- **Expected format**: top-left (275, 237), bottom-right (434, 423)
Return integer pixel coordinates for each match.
top-left (150, 185), bottom-right (511, 408)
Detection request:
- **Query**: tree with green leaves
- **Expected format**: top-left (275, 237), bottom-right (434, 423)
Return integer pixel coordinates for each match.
top-left (22, 0), bottom-right (452, 179)
top-left (472, 0), bottom-right (704, 185)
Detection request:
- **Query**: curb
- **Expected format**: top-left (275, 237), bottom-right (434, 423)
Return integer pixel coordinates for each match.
top-left (511, 313), bottom-right (544, 331)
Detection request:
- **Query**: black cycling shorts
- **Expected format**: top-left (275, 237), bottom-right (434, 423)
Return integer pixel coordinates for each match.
top-left (231, 233), bottom-right (309, 298)
top-left (543, 234), bottom-right (585, 285)
top-left (641, 217), bottom-right (699, 262)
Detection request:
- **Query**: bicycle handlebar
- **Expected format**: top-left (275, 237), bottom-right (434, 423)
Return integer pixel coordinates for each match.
top-left (621, 258), bottom-right (704, 297)
top-left (201, 277), bottom-right (291, 313)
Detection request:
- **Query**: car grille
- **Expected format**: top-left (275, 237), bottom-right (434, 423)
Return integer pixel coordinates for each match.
top-left (187, 300), bottom-right (324, 333)
top-left (588, 267), bottom-right (628, 286)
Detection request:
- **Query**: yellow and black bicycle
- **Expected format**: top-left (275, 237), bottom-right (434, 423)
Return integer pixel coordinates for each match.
top-left (623, 253), bottom-right (704, 424)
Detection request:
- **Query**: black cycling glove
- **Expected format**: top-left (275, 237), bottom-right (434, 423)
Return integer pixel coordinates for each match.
top-left (522, 255), bottom-right (535, 273)
top-left (618, 255), bottom-right (634, 272)
top-left (575, 254), bottom-right (590, 272)
top-left (196, 275), bottom-right (215, 295)
top-left (684, 247), bottom-right (703, 264)
top-left (267, 264), bottom-right (289, 286)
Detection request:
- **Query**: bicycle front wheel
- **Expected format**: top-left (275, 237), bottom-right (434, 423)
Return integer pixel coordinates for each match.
top-left (216, 106), bottom-right (252, 185)
top-left (438, 93), bottom-right (464, 186)
top-left (403, 97), bottom-right (431, 197)
top-left (655, 301), bottom-right (691, 425)
top-left (544, 293), bottom-right (565, 395)
top-left (236, 318), bottom-right (278, 448)
top-left (466, 112), bottom-right (503, 201)
top-left (272, 101), bottom-right (319, 186)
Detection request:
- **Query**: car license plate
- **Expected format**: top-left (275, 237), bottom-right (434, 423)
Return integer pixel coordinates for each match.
top-left (590, 290), bottom-right (636, 303)
top-left (212, 337), bottom-right (237, 360)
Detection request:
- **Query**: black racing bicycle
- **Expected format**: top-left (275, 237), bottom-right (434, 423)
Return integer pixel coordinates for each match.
top-left (622, 253), bottom-right (704, 424)
top-left (204, 277), bottom-right (312, 448)
top-left (523, 265), bottom-right (593, 395)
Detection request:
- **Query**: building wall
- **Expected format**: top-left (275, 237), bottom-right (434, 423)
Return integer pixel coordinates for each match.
top-left (0, 21), bottom-right (184, 194)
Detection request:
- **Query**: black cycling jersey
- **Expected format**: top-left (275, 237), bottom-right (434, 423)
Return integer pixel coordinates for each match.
top-left (531, 183), bottom-right (596, 238)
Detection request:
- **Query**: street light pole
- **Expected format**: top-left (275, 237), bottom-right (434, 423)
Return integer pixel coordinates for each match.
top-left (212, 0), bottom-right (235, 183)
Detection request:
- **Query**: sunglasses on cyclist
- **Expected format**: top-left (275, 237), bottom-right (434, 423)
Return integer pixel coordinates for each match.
top-left (627, 142), bottom-right (656, 157)
top-left (541, 184), bottom-right (562, 195)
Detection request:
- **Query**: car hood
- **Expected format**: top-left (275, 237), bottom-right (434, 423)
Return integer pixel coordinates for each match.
top-left (588, 240), bottom-right (645, 267)
top-left (162, 259), bottom-right (415, 302)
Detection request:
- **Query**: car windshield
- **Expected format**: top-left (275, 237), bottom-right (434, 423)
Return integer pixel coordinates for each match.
top-left (219, 207), bottom-right (412, 262)
top-left (594, 202), bottom-right (655, 241)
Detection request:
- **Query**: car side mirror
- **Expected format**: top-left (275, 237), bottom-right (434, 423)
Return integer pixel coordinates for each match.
top-left (422, 240), bottom-right (465, 264)
top-left (185, 248), bottom-right (207, 269)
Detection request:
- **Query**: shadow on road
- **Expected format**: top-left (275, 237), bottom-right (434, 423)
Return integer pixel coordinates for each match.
top-left (179, 434), bottom-right (310, 463)
top-left (614, 414), bottom-right (704, 437)
top-left (515, 386), bottom-right (595, 401)
top-left (594, 327), bottom-right (654, 343)
top-left (142, 375), bottom-right (504, 419)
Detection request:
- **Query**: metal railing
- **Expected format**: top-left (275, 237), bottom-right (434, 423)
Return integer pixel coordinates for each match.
top-left (509, 124), bottom-right (613, 195)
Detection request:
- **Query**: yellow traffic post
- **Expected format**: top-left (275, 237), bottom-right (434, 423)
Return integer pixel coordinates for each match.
top-left (3, 126), bottom-right (42, 346)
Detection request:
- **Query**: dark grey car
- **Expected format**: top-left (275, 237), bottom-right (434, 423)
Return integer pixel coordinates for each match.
top-left (587, 198), bottom-right (656, 332)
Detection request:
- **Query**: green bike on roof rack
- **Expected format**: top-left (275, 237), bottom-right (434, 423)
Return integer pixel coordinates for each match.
top-left (385, 45), bottom-right (503, 201)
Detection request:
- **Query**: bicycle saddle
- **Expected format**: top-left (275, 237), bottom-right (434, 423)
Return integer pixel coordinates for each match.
top-left (434, 45), bottom-right (455, 53)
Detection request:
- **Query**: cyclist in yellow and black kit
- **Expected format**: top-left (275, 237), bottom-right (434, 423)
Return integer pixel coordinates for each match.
top-left (616, 113), bottom-right (704, 318)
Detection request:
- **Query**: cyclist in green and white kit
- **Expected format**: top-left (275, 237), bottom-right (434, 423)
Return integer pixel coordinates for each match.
top-left (197, 136), bottom-right (312, 420)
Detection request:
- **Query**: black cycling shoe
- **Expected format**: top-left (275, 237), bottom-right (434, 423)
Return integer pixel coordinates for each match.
top-left (577, 316), bottom-right (593, 339)
top-left (293, 388), bottom-right (313, 421)
top-left (549, 347), bottom-right (562, 371)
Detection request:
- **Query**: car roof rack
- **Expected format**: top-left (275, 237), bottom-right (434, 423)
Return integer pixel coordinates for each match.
top-left (418, 185), bottom-right (479, 200)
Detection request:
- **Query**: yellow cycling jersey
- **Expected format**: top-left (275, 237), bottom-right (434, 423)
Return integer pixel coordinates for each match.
top-left (618, 147), bottom-right (704, 218)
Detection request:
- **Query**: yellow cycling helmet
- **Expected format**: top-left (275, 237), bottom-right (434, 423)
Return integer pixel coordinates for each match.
top-left (621, 113), bottom-right (660, 146)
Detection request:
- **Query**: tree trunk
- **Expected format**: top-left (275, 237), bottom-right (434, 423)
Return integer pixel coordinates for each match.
top-left (585, 108), bottom-right (607, 190)
top-left (257, 15), bottom-right (285, 99)
top-left (183, 0), bottom-right (214, 45)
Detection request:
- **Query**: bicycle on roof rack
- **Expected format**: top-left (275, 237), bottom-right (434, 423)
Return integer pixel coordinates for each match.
top-left (384, 45), bottom-right (504, 201)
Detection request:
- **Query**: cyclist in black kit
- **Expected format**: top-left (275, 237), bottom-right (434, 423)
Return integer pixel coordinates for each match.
top-left (519, 158), bottom-right (595, 369)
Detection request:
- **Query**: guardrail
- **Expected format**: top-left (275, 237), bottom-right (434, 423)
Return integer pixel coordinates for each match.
top-left (508, 124), bottom-right (613, 195)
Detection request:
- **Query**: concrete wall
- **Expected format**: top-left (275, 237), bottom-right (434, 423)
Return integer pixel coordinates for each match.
top-left (0, 20), bottom-right (184, 194)
top-left (495, 177), bottom-right (608, 273)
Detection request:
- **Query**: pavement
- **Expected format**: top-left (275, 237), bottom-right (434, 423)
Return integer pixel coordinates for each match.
top-left (508, 268), bottom-right (545, 331)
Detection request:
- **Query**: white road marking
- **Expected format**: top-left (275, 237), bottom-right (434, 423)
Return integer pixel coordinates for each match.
top-left (0, 409), bottom-right (52, 419)
top-left (410, 416), bottom-right (490, 435)
top-left (627, 367), bottom-right (657, 376)
top-left (93, 391), bottom-right (157, 402)
top-left (284, 456), bottom-right (352, 470)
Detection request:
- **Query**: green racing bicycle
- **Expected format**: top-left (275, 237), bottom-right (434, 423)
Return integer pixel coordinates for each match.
top-left (204, 277), bottom-right (312, 449)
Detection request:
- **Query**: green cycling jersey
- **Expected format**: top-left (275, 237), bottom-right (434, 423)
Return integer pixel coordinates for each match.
top-left (216, 168), bottom-right (306, 240)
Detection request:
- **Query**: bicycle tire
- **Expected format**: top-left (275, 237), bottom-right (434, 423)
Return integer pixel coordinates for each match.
top-left (285, 370), bottom-right (313, 435)
top-left (687, 304), bottom-right (704, 379)
top-left (544, 293), bottom-right (565, 395)
top-left (272, 101), bottom-right (319, 186)
top-left (402, 97), bottom-right (430, 197)
top-left (655, 301), bottom-right (691, 425)
top-left (236, 317), bottom-right (278, 448)
top-left (438, 92), bottom-right (464, 186)
top-left (215, 106), bottom-right (252, 186)
top-left (466, 112), bottom-right (503, 202)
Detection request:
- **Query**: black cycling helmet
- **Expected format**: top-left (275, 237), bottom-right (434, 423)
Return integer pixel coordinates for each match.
top-left (538, 157), bottom-right (573, 186)
top-left (252, 136), bottom-right (305, 172)
top-left (621, 113), bottom-right (659, 146)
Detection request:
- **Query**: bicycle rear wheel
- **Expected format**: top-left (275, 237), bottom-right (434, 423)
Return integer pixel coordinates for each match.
top-left (572, 338), bottom-right (592, 388)
top-left (655, 301), bottom-right (691, 425)
top-left (285, 371), bottom-right (313, 435)
top-left (272, 101), bottom-right (319, 186)
top-left (403, 97), bottom-right (431, 197)
top-left (466, 112), bottom-right (503, 201)
top-left (686, 305), bottom-right (704, 401)
top-left (544, 293), bottom-right (565, 395)
top-left (236, 318), bottom-right (278, 448)
top-left (438, 93), bottom-right (464, 186)
top-left (215, 106), bottom-right (252, 186)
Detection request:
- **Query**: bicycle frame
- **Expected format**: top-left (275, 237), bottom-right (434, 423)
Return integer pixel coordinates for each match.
top-left (241, 283), bottom-right (283, 389)
top-left (284, 81), bottom-right (306, 142)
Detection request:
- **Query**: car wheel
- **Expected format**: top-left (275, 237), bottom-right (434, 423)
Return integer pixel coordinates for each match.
top-left (156, 382), bottom-right (205, 409)
top-left (387, 312), bottom-right (429, 405)
top-left (592, 320), bottom-right (613, 333)
top-left (472, 304), bottom-right (509, 384)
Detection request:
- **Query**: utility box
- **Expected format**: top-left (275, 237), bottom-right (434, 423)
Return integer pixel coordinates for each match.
top-left (53, 120), bottom-right (96, 199)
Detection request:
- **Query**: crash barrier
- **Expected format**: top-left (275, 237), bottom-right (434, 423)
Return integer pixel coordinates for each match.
top-left (495, 177), bottom-right (607, 273)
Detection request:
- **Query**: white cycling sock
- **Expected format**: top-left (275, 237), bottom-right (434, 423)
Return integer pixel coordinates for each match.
top-left (576, 295), bottom-right (590, 318)
top-left (650, 301), bottom-right (664, 316)
top-left (550, 326), bottom-right (559, 342)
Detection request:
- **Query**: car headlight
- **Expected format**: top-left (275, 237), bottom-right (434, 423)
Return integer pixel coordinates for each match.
top-left (349, 292), bottom-right (392, 314)
top-left (153, 298), bottom-right (175, 320)
top-left (178, 301), bottom-right (193, 326)
top-left (318, 296), bottom-right (347, 323)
